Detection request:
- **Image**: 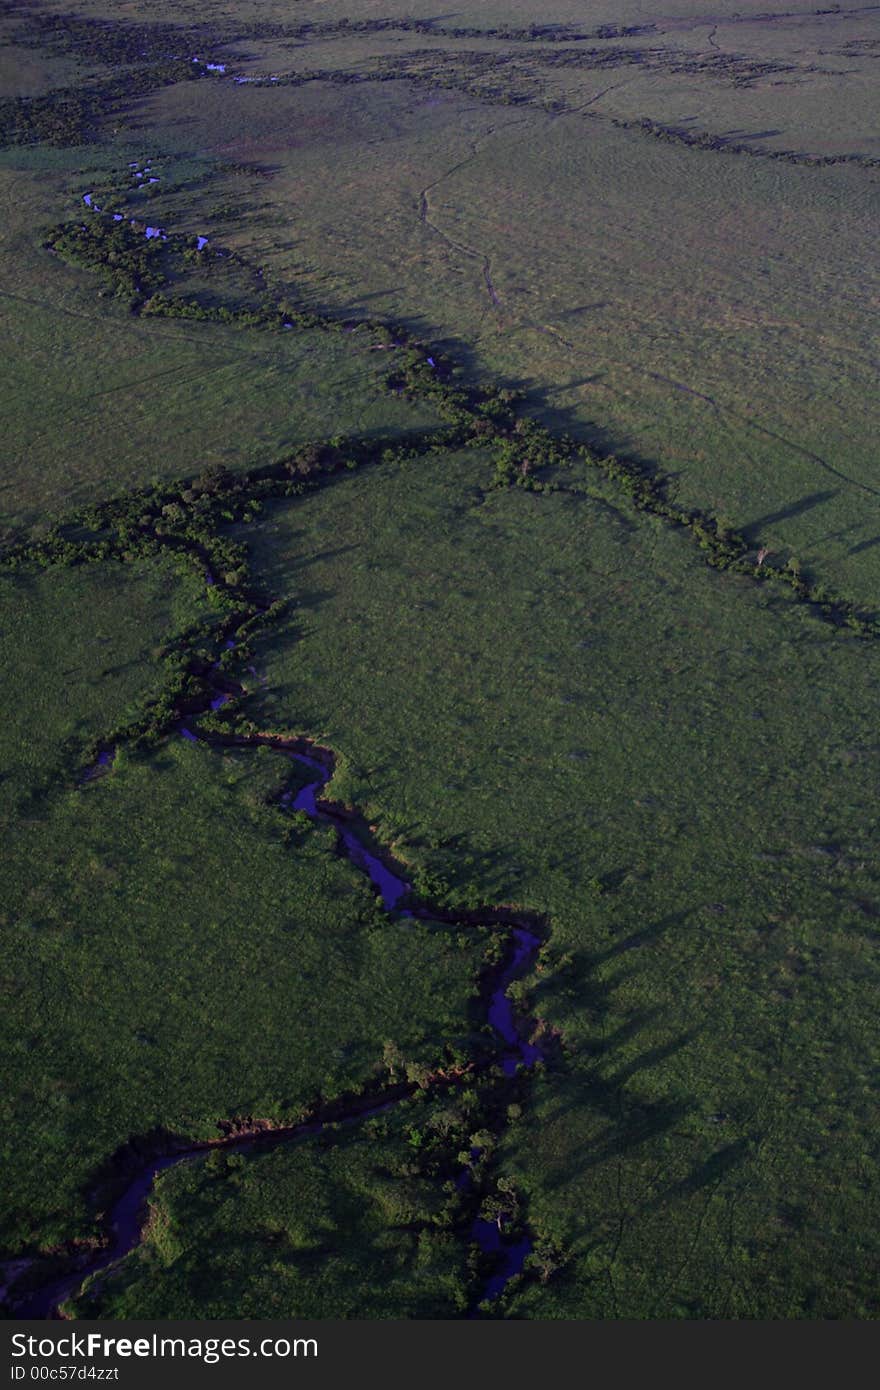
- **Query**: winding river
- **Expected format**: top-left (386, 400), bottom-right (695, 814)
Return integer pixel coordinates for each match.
top-left (14, 664), bottom-right (546, 1318)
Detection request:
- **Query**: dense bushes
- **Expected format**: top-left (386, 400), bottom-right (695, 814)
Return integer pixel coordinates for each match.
top-left (0, 61), bottom-right (202, 147)
top-left (29, 185), bottom-right (880, 644)
top-left (614, 116), bottom-right (880, 170)
top-left (46, 217), bottom-right (165, 298)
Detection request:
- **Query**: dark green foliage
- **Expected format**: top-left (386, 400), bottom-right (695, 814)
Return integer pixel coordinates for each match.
top-left (0, 736), bottom-right (484, 1259)
top-left (614, 115), bottom-right (880, 171)
top-left (0, 62), bottom-right (202, 148)
top-left (46, 216), bottom-right (166, 299)
top-left (2, 0), bottom-right (879, 1323)
top-left (237, 449), bottom-right (880, 1319)
top-left (64, 1088), bottom-right (520, 1318)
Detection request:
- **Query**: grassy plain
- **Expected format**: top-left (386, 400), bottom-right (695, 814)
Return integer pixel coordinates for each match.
top-left (0, 555), bottom-right (208, 813)
top-left (138, 73), bottom-right (879, 607)
top-left (76, 5), bottom-right (873, 610)
top-left (68, 1097), bottom-right (471, 1318)
top-left (1, 0), bottom-right (878, 1322)
top-left (235, 448), bottom-right (880, 1315)
top-left (5, 3), bottom-right (878, 597)
top-left (0, 731), bottom-right (482, 1257)
top-left (0, 17), bottom-right (101, 98)
top-left (0, 148), bottom-right (439, 534)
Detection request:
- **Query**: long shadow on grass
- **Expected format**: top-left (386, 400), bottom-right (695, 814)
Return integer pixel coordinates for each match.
top-left (595, 909), bottom-right (695, 963)
top-left (847, 534), bottom-right (880, 557)
top-left (656, 1135), bottom-right (754, 1204)
top-left (744, 489), bottom-right (838, 534)
top-left (536, 1080), bottom-right (691, 1193)
top-left (525, 973), bottom-right (696, 1193)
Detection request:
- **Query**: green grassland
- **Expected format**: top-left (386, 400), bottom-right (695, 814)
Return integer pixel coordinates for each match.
top-left (134, 71), bottom-right (879, 608)
top-left (0, 555), bottom-right (209, 812)
top-left (0, 148), bottom-right (439, 535)
top-left (233, 447), bottom-right (880, 1316)
top-left (0, 19), bottom-right (102, 99)
top-left (4, 3), bottom-right (876, 603)
top-left (1, 0), bottom-right (878, 1322)
top-left (67, 1097), bottom-right (473, 1318)
top-left (73, 8), bottom-right (873, 608)
top-left (0, 727), bottom-right (482, 1256)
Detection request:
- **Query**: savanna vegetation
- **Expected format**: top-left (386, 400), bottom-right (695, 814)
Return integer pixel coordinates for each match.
top-left (65, 1091), bottom-right (530, 1319)
top-left (238, 448), bottom-right (880, 1317)
top-left (1, 731), bottom-right (484, 1258)
top-left (1, 0), bottom-right (878, 1321)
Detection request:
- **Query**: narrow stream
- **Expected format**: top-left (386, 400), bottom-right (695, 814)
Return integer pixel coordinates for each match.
top-left (13, 1091), bottom-right (409, 1320)
top-left (14, 653), bottom-right (545, 1318)
top-left (287, 752), bottom-right (412, 915)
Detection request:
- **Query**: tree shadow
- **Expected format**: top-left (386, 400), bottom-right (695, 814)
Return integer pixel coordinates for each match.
top-left (557, 302), bottom-right (610, 318)
top-left (281, 544), bottom-right (360, 573)
top-left (847, 534), bottom-right (880, 557)
top-left (578, 1007), bottom-right (665, 1062)
top-left (743, 490), bottom-right (837, 534)
top-left (593, 909), bottom-right (695, 964)
top-left (292, 586), bottom-right (338, 612)
top-left (536, 1074), bottom-right (692, 1191)
top-left (719, 128), bottom-right (784, 142)
top-left (644, 1134), bottom-right (754, 1210)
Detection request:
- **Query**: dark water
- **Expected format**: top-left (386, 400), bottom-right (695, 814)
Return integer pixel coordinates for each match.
top-left (489, 928), bottom-right (544, 1077)
top-left (455, 1146), bottom-right (482, 1192)
top-left (287, 751), bottom-right (538, 1298)
top-left (14, 1151), bottom-right (191, 1319)
top-left (81, 189), bottom-right (167, 241)
top-left (471, 1222), bottom-right (533, 1301)
top-left (80, 747), bottom-right (116, 783)
top-left (336, 824), bottom-right (412, 915)
top-left (290, 753), bottom-right (412, 914)
top-left (13, 1098), bottom-right (397, 1320)
top-left (19, 697), bottom-right (543, 1316)
top-left (472, 926), bottom-right (540, 1297)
